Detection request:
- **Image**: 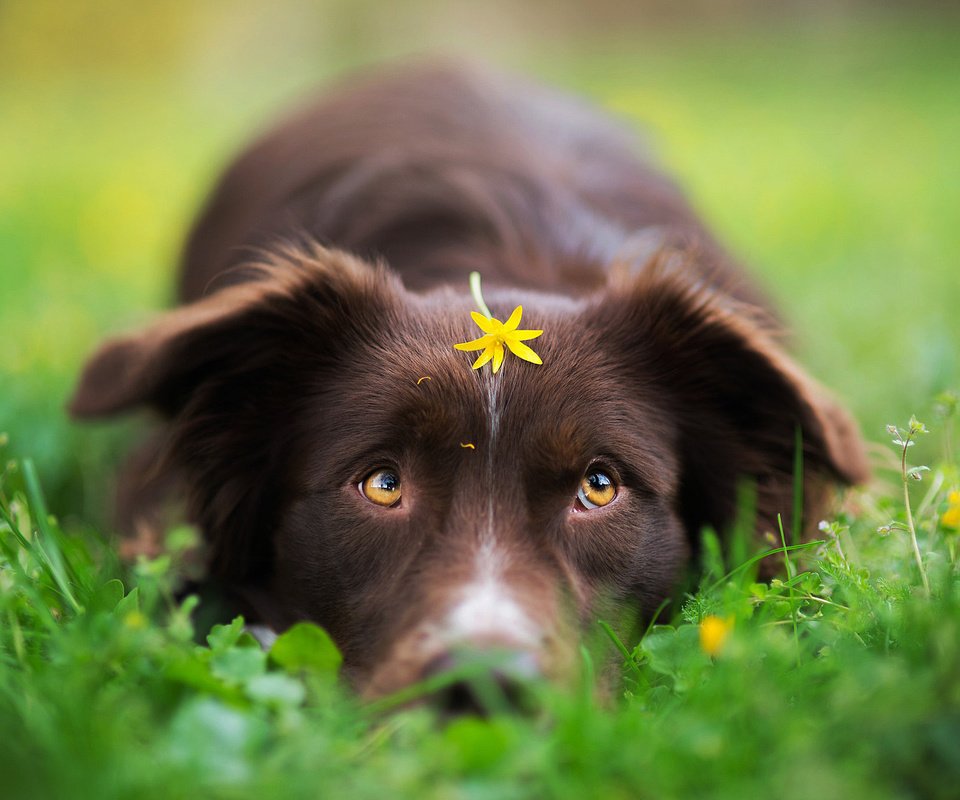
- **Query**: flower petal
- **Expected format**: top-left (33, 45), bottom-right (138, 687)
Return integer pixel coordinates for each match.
top-left (510, 329), bottom-right (543, 341)
top-left (470, 312), bottom-right (501, 334)
top-left (504, 338), bottom-right (543, 365)
top-left (454, 335), bottom-right (494, 352)
top-left (472, 347), bottom-right (495, 370)
top-left (492, 343), bottom-right (505, 373)
top-left (502, 306), bottom-right (523, 331)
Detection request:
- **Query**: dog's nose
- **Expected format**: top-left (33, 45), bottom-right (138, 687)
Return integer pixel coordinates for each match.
top-left (422, 648), bottom-right (542, 716)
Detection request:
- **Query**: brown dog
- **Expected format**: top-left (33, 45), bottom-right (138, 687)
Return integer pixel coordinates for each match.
top-left (70, 62), bottom-right (868, 705)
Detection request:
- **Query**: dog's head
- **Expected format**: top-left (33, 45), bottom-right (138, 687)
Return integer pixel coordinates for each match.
top-left (70, 245), bottom-right (867, 701)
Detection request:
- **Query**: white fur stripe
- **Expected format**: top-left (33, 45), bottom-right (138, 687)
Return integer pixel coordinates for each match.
top-left (445, 575), bottom-right (539, 647)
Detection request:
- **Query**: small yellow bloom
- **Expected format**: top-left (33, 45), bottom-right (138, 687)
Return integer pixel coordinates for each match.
top-left (699, 615), bottom-right (734, 657)
top-left (454, 305), bottom-right (543, 374)
top-left (943, 490), bottom-right (960, 529)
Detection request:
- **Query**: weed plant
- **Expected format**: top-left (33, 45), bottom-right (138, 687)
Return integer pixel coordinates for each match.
top-left (1, 405), bottom-right (958, 799)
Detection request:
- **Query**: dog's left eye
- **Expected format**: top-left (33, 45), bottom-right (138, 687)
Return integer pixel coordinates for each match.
top-left (360, 468), bottom-right (402, 508)
top-left (576, 469), bottom-right (617, 510)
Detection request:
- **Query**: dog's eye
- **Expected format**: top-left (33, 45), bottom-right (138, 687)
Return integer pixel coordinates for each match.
top-left (360, 469), bottom-right (402, 508)
top-left (576, 469), bottom-right (616, 510)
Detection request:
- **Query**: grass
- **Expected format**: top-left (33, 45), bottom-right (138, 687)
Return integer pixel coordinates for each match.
top-left (1, 6), bottom-right (959, 798)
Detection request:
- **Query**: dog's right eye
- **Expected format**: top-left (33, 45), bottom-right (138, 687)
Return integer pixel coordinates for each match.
top-left (360, 469), bottom-right (402, 508)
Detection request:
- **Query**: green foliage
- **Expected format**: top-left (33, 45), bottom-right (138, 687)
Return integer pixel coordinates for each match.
top-left (270, 622), bottom-right (343, 677)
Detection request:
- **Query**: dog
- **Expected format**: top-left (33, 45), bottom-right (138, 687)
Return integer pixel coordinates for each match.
top-left (70, 62), bottom-right (868, 706)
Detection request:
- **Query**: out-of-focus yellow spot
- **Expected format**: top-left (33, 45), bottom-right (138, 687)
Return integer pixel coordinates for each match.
top-left (942, 490), bottom-right (960, 529)
top-left (699, 615), bottom-right (733, 657)
top-left (79, 178), bottom-right (162, 270)
top-left (416, 376), bottom-right (432, 385)
top-left (123, 610), bottom-right (147, 630)
top-left (460, 443), bottom-right (475, 450)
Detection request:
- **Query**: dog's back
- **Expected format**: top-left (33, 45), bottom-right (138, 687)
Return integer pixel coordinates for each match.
top-left (181, 61), bottom-right (755, 306)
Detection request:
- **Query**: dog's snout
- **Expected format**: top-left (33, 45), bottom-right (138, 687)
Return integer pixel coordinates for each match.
top-left (422, 648), bottom-right (542, 716)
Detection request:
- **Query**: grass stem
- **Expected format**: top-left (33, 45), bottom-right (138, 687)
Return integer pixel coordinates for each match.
top-left (900, 433), bottom-right (931, 599)
top-left (469, 271), bottom-right (493, 318)
top-left (778, 514), bottom-right (801, 664)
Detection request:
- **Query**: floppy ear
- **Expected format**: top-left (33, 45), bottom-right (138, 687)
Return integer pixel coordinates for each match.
top-left (70, 245), bottom-right (393, 419)
top-left (69, 245), bottom-right (397, 580)
top-left (592, 257), bottom-right (868, 558)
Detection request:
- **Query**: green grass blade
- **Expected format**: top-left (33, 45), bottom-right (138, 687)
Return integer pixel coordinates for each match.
top-left (21, 459), bottom-right (82, 614)
top-left (598, 619), bottom-right (643, 680)
top-left (706, 540), bottom-right (824, 592)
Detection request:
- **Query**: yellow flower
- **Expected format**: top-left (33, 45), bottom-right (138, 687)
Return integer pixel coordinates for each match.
top-left (943, 490), bottom-right (960, 529)
top-left (699, 615), bottom-right (734, 657)
top-left (454, 305), bottom-right (543, 374)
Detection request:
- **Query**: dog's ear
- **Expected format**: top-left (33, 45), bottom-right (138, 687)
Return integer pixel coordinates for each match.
top-left (592, 257), bottom-right (868, 553)
top-left (69, 246), bottom-right (393, 419)
top-left (69, 245), bottom-right (397, 582)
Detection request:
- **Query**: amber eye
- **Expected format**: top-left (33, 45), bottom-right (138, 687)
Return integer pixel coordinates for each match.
top-left (577, 469), bottom-right (616, 510)
top-left (360, 468), bottom-right (402, 508)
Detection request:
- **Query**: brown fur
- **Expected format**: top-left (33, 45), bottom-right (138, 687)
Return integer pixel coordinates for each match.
top-left (70, 62), bottom-right (868, 698)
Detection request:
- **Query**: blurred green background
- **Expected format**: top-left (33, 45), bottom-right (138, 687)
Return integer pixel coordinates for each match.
top-left (1, 0), bottom-right (958, 522)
